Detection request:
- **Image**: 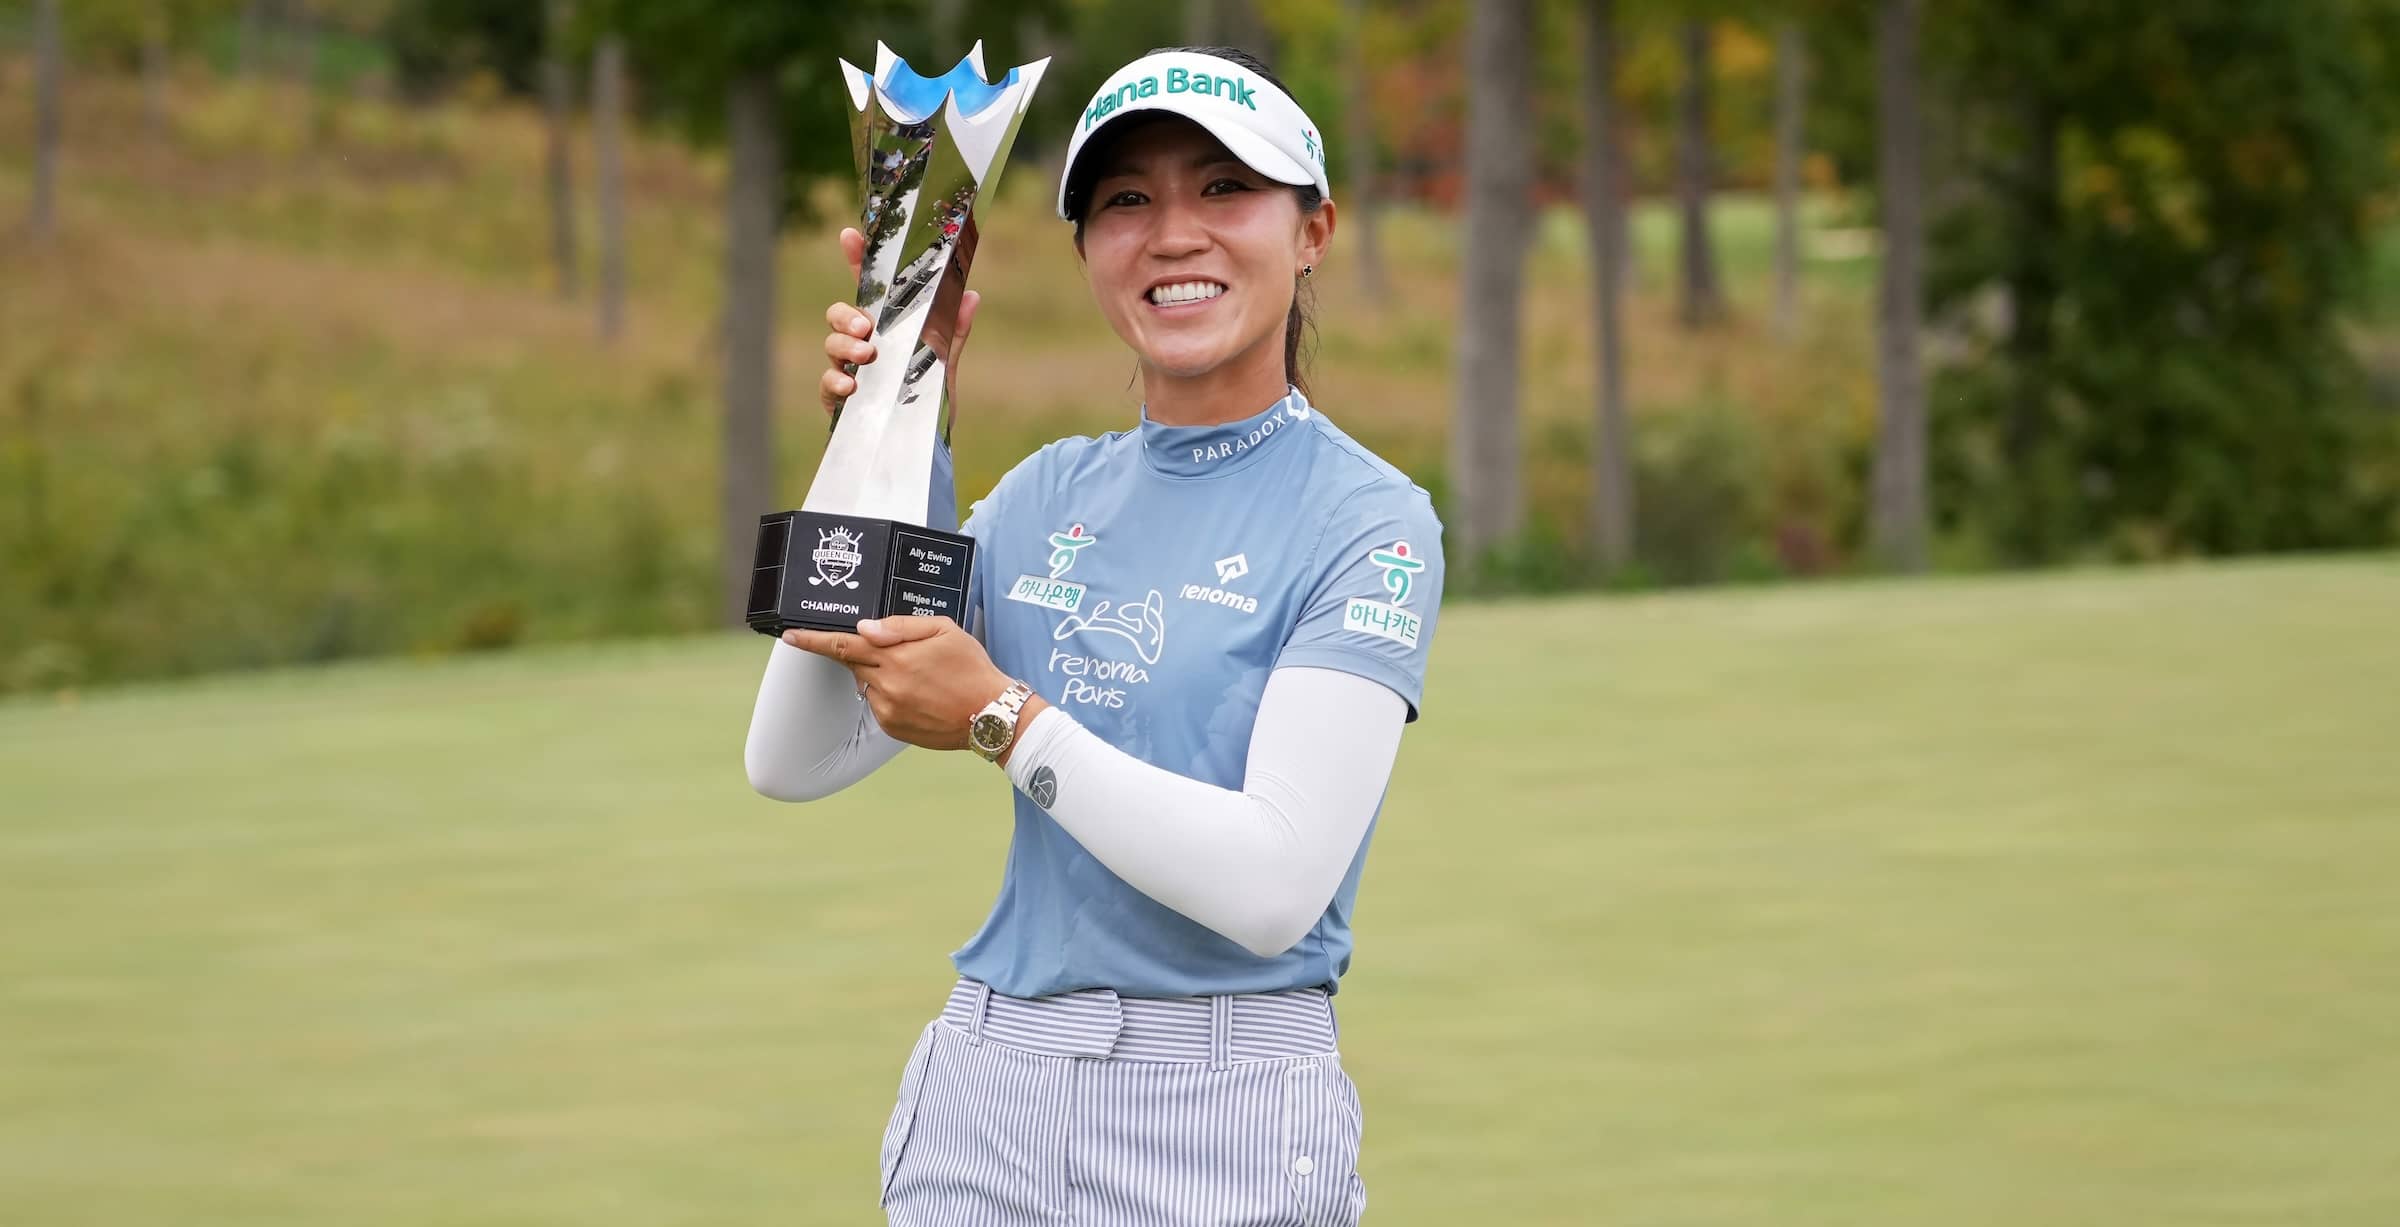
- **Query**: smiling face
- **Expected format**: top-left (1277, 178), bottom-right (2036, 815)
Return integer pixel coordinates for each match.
top-left (1074, 117), bottom-right (1334, 395)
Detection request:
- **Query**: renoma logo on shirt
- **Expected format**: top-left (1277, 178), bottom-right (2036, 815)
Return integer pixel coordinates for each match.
top-left (1085, 67), bottom-right (1259, 130)
top-left (1180, 551), bottom-right (1258, 615)
top-left (1008, 523), bottom-right (1095, 613)
top-left (1343, 540), bottom-right (1426, 649)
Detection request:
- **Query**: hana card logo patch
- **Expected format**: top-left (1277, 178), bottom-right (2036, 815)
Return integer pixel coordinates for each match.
top-left (1342, 598), bottom-right (1420, 649)
top-left (1344, 539), bottom-right (1426, 649)
top-left (1369, 540), bottom-right (1425, 606)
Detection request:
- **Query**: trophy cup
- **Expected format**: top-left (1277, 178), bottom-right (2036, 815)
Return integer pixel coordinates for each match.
top-left (746, 43), bottom-right (1048, 636)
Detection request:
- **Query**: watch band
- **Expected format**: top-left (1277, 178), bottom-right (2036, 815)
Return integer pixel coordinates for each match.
top-left (970, 680), bottom-right (1034, 763)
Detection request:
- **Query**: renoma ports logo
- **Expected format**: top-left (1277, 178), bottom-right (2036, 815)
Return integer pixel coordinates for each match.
top-left (808, 526), bottom-right (864, 589)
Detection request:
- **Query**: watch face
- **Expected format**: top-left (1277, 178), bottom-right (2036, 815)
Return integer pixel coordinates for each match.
top-left (970, 713), bottom-right (1008, 753)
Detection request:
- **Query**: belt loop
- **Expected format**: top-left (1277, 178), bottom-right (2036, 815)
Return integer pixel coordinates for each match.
top-left (966, 981), bottom-right (991, 1047)
top-left (1207, 995), bottom-right (1233, 1071)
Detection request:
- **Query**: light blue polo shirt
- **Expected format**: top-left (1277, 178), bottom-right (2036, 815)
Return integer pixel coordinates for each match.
top-left (925, 387), bottom-right (1444, 999)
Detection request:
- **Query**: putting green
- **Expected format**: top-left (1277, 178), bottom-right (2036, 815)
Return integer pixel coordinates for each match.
top-left (4, 558), bottom-right (2396, 1225)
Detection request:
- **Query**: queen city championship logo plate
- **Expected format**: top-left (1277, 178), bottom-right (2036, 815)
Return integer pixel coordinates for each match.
top-left (808, 526), bottom-right (865, 589)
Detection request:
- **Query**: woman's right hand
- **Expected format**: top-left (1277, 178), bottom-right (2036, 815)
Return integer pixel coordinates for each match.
top-left (820, 227), bottom-right (877, 419)
top-left (818, 226), bottom-right (981, 421)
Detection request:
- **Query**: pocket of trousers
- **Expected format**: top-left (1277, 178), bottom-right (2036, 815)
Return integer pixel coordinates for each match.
top-left (878, 1023), bottom-right (940, 1207)
top-left (1279, 1055), bottom-right (1366, 1227)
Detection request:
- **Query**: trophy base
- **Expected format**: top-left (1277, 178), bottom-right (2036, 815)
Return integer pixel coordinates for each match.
top-left (747, 510), bottom-right (977, 636)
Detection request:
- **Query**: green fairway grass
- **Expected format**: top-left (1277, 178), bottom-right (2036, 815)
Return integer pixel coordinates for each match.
top-left (4, 559), bottom-right (2398, 1226)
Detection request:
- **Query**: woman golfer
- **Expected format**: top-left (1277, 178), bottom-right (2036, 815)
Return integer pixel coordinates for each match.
top-left (746, 45), bottom-right (1443, 1226)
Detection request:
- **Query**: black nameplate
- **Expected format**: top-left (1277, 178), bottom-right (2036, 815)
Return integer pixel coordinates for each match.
top-left (746, 510), bottom-right (976, 635)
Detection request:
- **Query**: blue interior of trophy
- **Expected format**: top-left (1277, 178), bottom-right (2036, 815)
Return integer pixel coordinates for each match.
top-left (873, 54), bottom-right (1023, 122)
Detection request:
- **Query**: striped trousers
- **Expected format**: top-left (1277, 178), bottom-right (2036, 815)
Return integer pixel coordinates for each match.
top-left (878, 978), bottom-right (1367, 1226)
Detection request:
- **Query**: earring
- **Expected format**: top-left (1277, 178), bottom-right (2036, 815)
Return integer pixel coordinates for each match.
top-left (1301, 264), bottom-right (1314, 279)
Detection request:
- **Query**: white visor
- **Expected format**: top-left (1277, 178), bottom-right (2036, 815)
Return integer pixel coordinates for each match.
top-left (1056, 51), bottom-right (1331, 221)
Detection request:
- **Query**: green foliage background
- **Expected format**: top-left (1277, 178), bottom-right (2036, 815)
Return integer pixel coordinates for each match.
top-left (1, 0), bottom-right (2397, 694)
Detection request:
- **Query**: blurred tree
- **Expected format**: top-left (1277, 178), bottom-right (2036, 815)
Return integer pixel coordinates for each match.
top-left (1674, 18), bottom-right (1726, 327)
top-left (1452, 0), bottom-right (1535, 563)
top-left (239, 0), bottom-right (262, 76)
top-left (1185, 0), bottom-right (1219, 44)
top-left (1771, 18), bottom-right (1805, 340)
top-left (48, 0), bottom-right (248, 133)
top-left (719, 67), bottom-right (779, 626)
top-left (591, 31), bottom-right (626, 342)
top-left (541, 0), bottom-right (579, 301)
top-left (1871, 0), bottom-right (1925, 569)
top-left (1581, 0), bottom-right (1633, 568)
top-left (385, 0), bottom-right (541, 97)
top-left (1926, 0), bottom-right (2400, 559)
top-left (1341, 0), bottom-right (1384, 298)
top-left (142, 2), bottom-right (169, 140)
top-left (29, 0), bottom-right (60, 241)
top-left (283, 0), bottom-right (316, 89)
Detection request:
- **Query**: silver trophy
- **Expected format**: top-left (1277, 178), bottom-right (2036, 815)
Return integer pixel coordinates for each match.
top-left (747, 43), bottom-right (1048, 636)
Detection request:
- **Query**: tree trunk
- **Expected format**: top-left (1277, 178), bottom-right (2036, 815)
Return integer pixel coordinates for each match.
top-left (1225, 0), bottom-right (1274, 62)
top-left (1450, 0), bottom-right (1535, 565)
top-left (721, 72), bottom-right (782, 626)
top-left (1342, 0), bottom-right (1385, 298)
top-left (240, 0), bottom-right (265, 79)
top-left (1772, 20), bottom-right (1806, 341)
top-left (2003, 95), bottom-right (2061, 558)
top-left (1016, 13), bottom-right (1064, 188)
top-left (592, 36), bottom-right (629, 343)
top-left (283, 0), bottom-right (319, 141)
top-left (1581, 0), bottom-right (1632, 570)
top-left (541, 0), bottom-right (580, 300)
top-left (284, 0), bottom-right (316, 88)
top-left (30, 0), bottom-right (61, 242)
top-left (1610, 122), bottom-right (1632, 298)
top-left (1871, 0), bottom-right (1927, 570)
top-left (143, 13), bottom-right (171, 145)
top-left (1674, 19), bottom-right (1725, 328)
top-left (927, 0), bottom-right (966, 55)
top-left (1184, 0), bottom-right (1219, 46)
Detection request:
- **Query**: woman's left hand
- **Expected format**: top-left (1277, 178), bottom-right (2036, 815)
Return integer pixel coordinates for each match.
top-left (783, 616), bottom-right (1011, 751)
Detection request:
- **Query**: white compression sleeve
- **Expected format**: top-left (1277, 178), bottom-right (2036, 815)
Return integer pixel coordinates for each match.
top-left (1001, 666), bottom-right (1408, 958)
top-left (744, 640), bottom-right (907, 802)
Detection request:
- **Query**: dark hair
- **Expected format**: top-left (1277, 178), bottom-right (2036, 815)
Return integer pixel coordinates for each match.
top-left (1067, 45), bottom-right (1324, 396)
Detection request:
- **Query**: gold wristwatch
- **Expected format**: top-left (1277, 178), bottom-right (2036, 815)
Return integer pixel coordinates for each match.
top-left (967, 680), bottom-right (1034, 763)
